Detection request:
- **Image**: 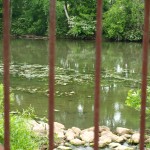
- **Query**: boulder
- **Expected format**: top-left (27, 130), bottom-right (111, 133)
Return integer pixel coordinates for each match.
top-left (130, 133), bottom-right (140, 144)
top-left (111, 134), bottom-right (124, 143)
top-left (115, 145), bottom-right (134, 150)
top-left (116, 127), bottom-right (132, 135)
top-left (109, 142), bottom-right (121, 149)
top-left (99, 126), bottom-right (110, 132)
top-left (70, 138), bottom-right (85, 145)
top-left (121, 134), bottom-right (131, 140)
top-left (31, 121), bottom-right (48, 135)
top-left (101, 131), bottom-right (124, 143)
top-left (65, 129), bottom-right (76, 141)
top-left (56, 130), bottom-right (65, 139)
top-left (54, 122), bottom-right (65, 129)
top-left (57, 145), bottom-right (72, 150)
top-left (0, 145), bottom-right (4, 150)
top-left (99, 135), bottom-right (112, 147)
top-left (71, 127), bottom-right (81, 137)
top-left (80, 131), bottom-right (94, 143)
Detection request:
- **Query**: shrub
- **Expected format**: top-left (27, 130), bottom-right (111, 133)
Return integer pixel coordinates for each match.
top-left (125, 86), bottom-right (150, 116)
top-left (0, 84), bottom-right (39, 150)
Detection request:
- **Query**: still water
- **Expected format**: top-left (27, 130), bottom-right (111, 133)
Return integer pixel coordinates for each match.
top-left (0, 39), bottom-right (149, 130)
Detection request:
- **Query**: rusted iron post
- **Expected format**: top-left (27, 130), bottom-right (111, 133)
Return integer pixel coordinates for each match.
top-left (48, 0), bottom-right (56, 149)
top-left (140, 0), bottom-right (150, 149)
top-left (3, 0), bottom-right (10, 149)
top-left (94, 0), bottom-right (103, 149)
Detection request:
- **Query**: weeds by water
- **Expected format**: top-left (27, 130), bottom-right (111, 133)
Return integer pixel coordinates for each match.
top-left (0, 84), bottom-right (47, 149)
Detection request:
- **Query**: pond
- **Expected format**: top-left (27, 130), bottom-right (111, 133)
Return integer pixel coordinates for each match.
top-left (0, 39), bottom-right (149, 130)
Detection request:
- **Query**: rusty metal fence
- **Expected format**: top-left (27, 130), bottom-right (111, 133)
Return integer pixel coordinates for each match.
top-left (2, 0), bottom-right (150, 150)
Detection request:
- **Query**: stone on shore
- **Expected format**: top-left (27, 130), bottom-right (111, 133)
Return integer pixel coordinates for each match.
top-left (28, 121), bottom-right (149, 149)
top-left (71, 127), bottom-right (81, 137)
top-left (28, 120), bottom-right (48, 135)
top-left (101, 130), bottom-right (124, 143)
top-left (99, 135), bottom-right (112, 147)
top-left (80, 130), bottom-right (94, 143)
top-left (54, 122), bottom-right (65, 130)
top-left (57, 145), bottom-right (72, 150)
top-left (114, 145), bottom-right (134, 150)
top-left (109, 142), bottom-right (121, 148)
top-left (65, 129), bottom-right (76, 141)
top-left (99, 126), bottom-right (110, 132)
top-left (70, 138), bottom-right (85, 146)
top-left (116, 127), bottom-right (132, 135)
top-left (130, 133), bottom-right (140, 144)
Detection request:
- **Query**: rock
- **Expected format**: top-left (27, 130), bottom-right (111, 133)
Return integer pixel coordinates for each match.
top-left (115, 145), bottom-right (134, 150)
top-left (81, 127), bottom-right (94, 133)
top-left (65, 129), bottom-right (76, 141)
top-left (122, 134), bottom-right (131, 140)
top-left (101, 131), bottom-right (113, 136)
top-left (31, 121), bottom-right (47, 135)
top-left (0, 145), bottom-right (4, 150)
top-left (145, 137), bottom-right (150, 143)
top-left (112, 134), bottom-right (124, 143)
top-left (130, 133), bottom-right (140, 144)
top-left (99, 135), bottom-right (112, 147)
top-left (28, 120), bottom-right (39, 129)
top-left (116, 127), bottom-right (132, 135)
top-left (54, 122), bottom-right (65, 129)
top-left (101, 131), bottom-right (124, 143)
top-left (99, 126), bottom-right (110, 132)
top-left (80, 131), bottom-right (94, 143)
top-left (71, 127), bottom-right (81, 137)
top-left (56, 130), bottom-right (65, 139)
top-left (109, 142), bottom-right (121, 148)
top-left (57, 145), bottom-right (72, 150)
top-left (70, 138), bottom-right (85, 145)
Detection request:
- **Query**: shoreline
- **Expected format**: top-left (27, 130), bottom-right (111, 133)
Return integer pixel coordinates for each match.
top-left (28, 120), bottom-right (150, 150)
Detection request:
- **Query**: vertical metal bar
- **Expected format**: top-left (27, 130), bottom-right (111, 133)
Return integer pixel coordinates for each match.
top-left (94, 0), bottom-right (103, 150)
top-left (3, 0), bottom-right (10, 150)
top-left (139, 0), bottom-right (150, 149)
top-left (48, 0), bottom-right (56, 149)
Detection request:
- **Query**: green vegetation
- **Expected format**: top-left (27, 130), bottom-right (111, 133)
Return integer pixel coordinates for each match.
top-left (0, 84), bottom-right (47, 150)
top-left (103, 0), bottom-right (144, 41)
top-left (125, 86), bottom-right (150, 116)
top-left (0, 0), bottom-right (144, 40)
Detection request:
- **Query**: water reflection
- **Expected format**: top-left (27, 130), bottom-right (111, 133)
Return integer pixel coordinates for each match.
top-left (116, 64), bottom-right (123, 73)
top-left (77, 104), bottom-right (84, 116)
top-left (0, 39), bottom-right (149, 130)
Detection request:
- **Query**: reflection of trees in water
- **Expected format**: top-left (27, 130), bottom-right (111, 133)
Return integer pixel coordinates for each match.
top-left (4, 39), bottom-right (148, 129)
top-left (10, 39), bottom-right (48, 64)
top-left (57, 39), bottom-right (95, 73)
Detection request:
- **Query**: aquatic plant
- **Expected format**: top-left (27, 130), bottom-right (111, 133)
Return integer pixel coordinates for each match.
top-left (125, 86), bottom-right (150, 116)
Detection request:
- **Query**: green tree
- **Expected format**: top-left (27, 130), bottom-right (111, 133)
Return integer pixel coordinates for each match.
top-left (59, 0), bottom-right (97, 39)
top-left (11, 0), bottom-right (49, 36)
top-left (103, 0), bottom-right (144, 41)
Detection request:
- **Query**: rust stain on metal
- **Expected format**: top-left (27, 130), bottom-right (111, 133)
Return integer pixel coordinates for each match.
top-left (48, 0), bottom-right (56, 149)
top-left (94, 0), bottom-right (103, 149)
top-left (3, 0), bottom-right (10, 149)
top-left (140, 0), bottom-right (150, 149)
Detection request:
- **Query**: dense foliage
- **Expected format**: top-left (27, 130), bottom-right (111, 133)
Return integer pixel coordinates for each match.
top-left (103, 0), bottom-right (144, 41)
top-left (0, 84), bottom-right (41, 149)
top-left (125, 86), bottom-right (150, 116)
top-left (0, 0), bottom-right (145, 40)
